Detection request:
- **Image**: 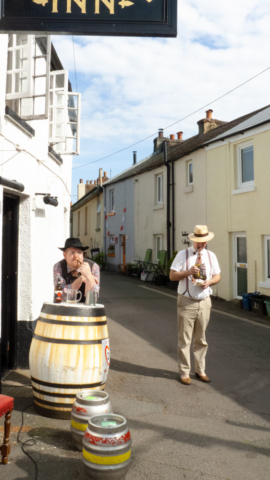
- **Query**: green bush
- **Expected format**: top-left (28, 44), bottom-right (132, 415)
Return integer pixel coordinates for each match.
top-left (93, 252), bottom-right (106, 268)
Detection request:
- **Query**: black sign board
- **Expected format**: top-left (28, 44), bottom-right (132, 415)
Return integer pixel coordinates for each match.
top-left (0, 0), bottom-right (177, 37)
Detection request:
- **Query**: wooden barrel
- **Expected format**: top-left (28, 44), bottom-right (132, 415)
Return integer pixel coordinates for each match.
top-left (29, 302), bottom-right (110, 419)
top-left (83, 414), bottom-right (132, 480)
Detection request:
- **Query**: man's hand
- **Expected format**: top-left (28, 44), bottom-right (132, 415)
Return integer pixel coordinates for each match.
top-left (80, 262), bottom-right (93, 283)
top-left (201, 279), bottom-right (211, 289)
top-left (188, 266), bottom-right (200, 276)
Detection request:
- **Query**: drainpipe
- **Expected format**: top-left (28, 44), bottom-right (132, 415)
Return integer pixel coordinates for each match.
top-left (163, 141), bottom-right (171, 261)
top-left (172, 160), bottom-right (175, 253)
top-left (103, 184), bottom-right (107, 265)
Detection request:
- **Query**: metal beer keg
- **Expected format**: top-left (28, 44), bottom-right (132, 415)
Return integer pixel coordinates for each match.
top-left (71, 390), bottom-right (112, 451)
top-left (83, 414), bottom-right (132, 480)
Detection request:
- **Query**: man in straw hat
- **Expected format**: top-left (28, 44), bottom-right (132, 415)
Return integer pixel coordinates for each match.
top-left (53, 237), bottom-right (100, 303)
top-left (170, 225), bottom-right (221, 385)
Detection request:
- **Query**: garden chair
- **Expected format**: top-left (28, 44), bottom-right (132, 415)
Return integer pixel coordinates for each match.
top-left (131, 249), bottom-right (152, 278)
top-left (0, 394), bottom-right (14, 464)
top-left (142, 250), bottom-right (167, 283)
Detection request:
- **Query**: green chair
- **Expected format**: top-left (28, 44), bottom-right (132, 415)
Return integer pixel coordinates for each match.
top-left (131, 249), bottom-right (152, 278)
top-left (142, 250), bottom-right (167, 282)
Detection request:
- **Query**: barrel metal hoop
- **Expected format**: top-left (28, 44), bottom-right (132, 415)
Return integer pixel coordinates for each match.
top-left (31, 376), bottom-right (105, 389)
top-left (32, 386), bottom-right (76, 398)
top-left (33, 397), bottom-right (74, 408)
top-left (83, 448), bottom-right (131, 465)
top-left (37, 318), bottom-right (107, 327)
top-left (33, 334), bottom-right (103, 345)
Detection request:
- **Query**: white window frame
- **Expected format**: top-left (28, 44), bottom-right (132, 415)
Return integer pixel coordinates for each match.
top-left (155, 235), bottom-right (162, 262)
top-left (110, 190), bottom-right (115, 213)
top-left (237, 142), bottom-right (254, 189)
top-left (264, 236), bottom-right (270, 282)
top-left (49, 70), bottom-right (68, 144)
top-left (6, 35), bottom-right (51, 119)
top-left (187, 161), bottom-right (193, 185)
top-left (6, 35), bottom-right (34, 100)
top-left (156, 174), bottom-right (163, 204)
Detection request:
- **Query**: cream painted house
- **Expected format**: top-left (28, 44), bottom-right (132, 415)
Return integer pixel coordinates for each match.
top-left (205, 105), bottom-right (270, 300)
top-left (71, 169), bottom-right (109, 256)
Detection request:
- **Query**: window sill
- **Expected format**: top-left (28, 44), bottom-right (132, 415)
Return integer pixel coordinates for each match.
top-left (108, 212), bottom-right (115, 216)
top-left (184, 185), bottom-right (194, 194)
top-left (258, 281), bottom-right (270, 289)
top-left (5, 106), bottom-right (35, 137)
top-left (231, 185), bottom-right (256, 195)
top-left (107, 254), bottom-right (115, 257)
top-left (153, 203), bottom-right (164, 210)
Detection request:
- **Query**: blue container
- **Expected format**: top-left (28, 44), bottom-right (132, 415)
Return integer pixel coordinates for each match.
top-left (242, 292), bottom-right (260, 311)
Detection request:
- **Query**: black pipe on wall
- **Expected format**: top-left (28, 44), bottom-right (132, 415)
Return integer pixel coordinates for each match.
top-left (172, 161), bottom-right (175, 253)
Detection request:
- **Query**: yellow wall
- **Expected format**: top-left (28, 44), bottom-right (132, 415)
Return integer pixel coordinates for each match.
top-left (207, 128), bottom-right (270, 299)
top-left (72, 192), bottom-right (104, 255)
top-left (134, 165), bottom-right (167, 263)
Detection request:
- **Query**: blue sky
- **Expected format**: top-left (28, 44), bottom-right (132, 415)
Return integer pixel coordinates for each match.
top-left (52, 0), bottom-right (270, 200)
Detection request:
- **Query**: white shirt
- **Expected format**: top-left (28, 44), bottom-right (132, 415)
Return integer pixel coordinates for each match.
top-left (170, 247), bottom-right (221, 300)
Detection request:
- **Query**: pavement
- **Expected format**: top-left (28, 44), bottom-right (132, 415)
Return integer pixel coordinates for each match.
top-left (1, 270), bottom-right (270, 480)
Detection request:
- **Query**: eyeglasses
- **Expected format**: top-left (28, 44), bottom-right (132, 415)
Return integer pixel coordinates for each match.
top-left (66, 250), bottom-right (83, 256)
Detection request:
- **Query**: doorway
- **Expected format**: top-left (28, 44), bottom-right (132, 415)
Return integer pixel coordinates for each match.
top-left (1, 194), bottom-right (19, 373)
top-left (233, 232), bottom-right (247, 299)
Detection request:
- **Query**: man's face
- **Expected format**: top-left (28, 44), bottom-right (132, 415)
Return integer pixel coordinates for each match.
top-left (63, 247), bottom-right (84, 269)
top-left (193, 241), bottom-right (207, 252)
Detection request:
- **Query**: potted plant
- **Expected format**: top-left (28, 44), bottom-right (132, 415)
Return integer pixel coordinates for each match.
top-left (93, 252), bottom-right (106, 270)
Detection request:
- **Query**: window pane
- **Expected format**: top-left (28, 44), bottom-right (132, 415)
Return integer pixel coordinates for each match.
top-left (20, 72), bottom-right (28, 93)
top-left (50, 75), bottom-right (54, 89)
top-left (14, 72), bottom-right (20, 93)
top-left (35, 57), bottom-right (46, 76)
top-left (34, 76), bottom-right (46, 95)
top-left (241, 146), bottom-right (254, 183)
top-left (267, 239), bottom-right (270, 279)
top-left (7, 51), bottom-right (13, 71)
top-left (34, 96), bottom-right (46, 115)
top-left (68, 108), bottom-right (78, 123)
top-left (56, 92), bottom-right (64, 106)
top-left (56, 108), bottom-right (65, 121)
top-left (237, 237), bottom-right (247, 263)
top-left (6, 74), bottom-right (12, 94)
top-left (68, 95), bottom-right (78, 109)
top-left (68, 124), bottom-right (77, 138)
top-left (237, 267), bottom-right (247, 296)
top-left (56, 123), bottom-right (65, 137)
top-left (35, 37), bottom-right (48, 56)
top-left (8, 35), bottom-right (14, 48)
top-left (21, 97), bottom-right (33, 117)
top-left (189, 163), bottom-right (193, 183)
top-left (56, 74), bottom-right (65, 88)
top-left (16, 35), bottom-right (28, 46)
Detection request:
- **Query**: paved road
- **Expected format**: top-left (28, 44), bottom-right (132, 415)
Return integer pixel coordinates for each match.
top-left (1, 271), bottom-right (270, 480)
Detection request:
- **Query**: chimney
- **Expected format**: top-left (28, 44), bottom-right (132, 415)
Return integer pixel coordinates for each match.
top-left (77, 179), bottom-right (86, 200)
top-left (99, 168), bottom-right (102, 186)
top-left (177, 131), bottom-right (183, 140)
top-left (153, 128), bottom-right (169, 152)
top-left (86, 180), bottom-right (89, 184)
top-left (170, 134), bottom-right (175, 140)
top-left (103, 171), bottom-right (109, 184)
top-left (133, 151), bottom-right (137, 165)
top-left (94, 180), bottom-right (97, 185)
top-left (197, 110), bottom-right (227, 134)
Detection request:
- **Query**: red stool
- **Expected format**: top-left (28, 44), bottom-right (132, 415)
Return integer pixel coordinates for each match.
top-left (0, 395), bottom-right (14, 464)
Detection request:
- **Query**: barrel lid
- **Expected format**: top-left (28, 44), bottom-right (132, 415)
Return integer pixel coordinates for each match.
top-left (77, 390), bottom-right (109, 405)
top-left (42, 303), bottom-right (105, 317)
top-left (88, 414), bottom-right (127, 434)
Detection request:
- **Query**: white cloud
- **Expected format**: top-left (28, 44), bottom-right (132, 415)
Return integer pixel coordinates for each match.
top-left (52, 0), bottom-right (270, 196)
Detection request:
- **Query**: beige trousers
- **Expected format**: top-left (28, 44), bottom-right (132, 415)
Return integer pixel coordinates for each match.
top-left (177, 295), bottom-right (212, 376)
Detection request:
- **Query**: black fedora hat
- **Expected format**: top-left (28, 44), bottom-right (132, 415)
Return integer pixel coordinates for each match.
top-left (58, 238), bottom-right (89, 252)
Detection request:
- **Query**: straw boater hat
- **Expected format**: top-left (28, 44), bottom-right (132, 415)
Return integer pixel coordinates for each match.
top-left (188, 225), bottom-right (214, 243)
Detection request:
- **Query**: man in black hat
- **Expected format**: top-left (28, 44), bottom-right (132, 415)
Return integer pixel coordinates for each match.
top-left (53, 238), bottom-right (100, 302)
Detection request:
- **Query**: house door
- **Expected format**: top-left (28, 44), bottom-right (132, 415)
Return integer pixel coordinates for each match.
top-left (233, 233), bottom-right (247, 299)
top-left (1, 194), bottom-right (19, 373)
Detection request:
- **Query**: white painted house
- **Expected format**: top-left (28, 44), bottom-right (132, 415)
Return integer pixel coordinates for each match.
top-left (0, 34), bottom-right (80, 371)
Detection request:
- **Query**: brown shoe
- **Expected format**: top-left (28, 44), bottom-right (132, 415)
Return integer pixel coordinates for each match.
top-left (180, 376), bottom-right (191, 385)
top-left (195, 373), bottom-right (210, 383)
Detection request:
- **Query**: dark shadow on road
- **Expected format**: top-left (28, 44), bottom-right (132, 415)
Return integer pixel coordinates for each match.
top-left (110, 358), bottom-right (178, 381)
